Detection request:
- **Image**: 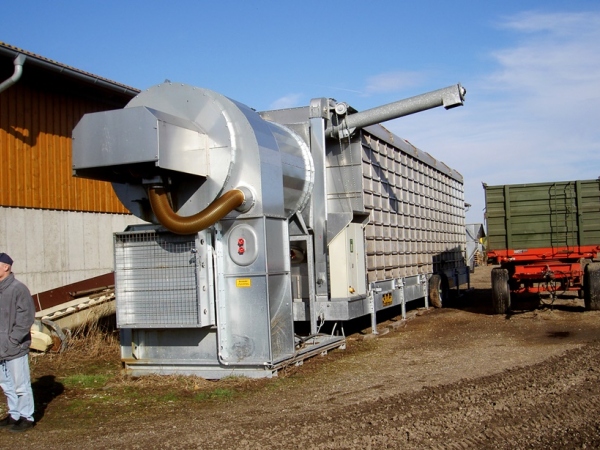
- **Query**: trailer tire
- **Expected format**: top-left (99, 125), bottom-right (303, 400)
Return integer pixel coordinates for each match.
top-left (429, 274), bottom-right (443, 308)
top-left (584, 263), bottom-right (600, 311)
top-left (491, 268), bottom-right (511, 314)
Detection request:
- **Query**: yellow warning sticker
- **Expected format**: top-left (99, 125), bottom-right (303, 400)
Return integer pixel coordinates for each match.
top-left (382, 293), bottom-right (393, 307)
top-left (236, 278), bottom-right (252, 288)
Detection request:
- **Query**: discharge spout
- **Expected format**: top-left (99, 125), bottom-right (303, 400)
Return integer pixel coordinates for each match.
top-left (326, 83), bottom-right (466, 138)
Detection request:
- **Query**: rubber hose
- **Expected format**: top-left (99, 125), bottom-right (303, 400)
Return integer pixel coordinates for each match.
top-left (148, 186), bottom-right (245, 235)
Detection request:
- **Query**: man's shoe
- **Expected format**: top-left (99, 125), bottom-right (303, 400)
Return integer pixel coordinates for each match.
top-left (9, 418), bottom-right (34, 433)
top-left (0, 415), bottom-right (18, 429)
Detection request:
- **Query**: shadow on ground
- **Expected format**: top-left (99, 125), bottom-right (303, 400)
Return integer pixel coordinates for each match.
top-left (447, 285), bottom-right (587, 317)
top-left (32, 375), bottom-right (64, 422)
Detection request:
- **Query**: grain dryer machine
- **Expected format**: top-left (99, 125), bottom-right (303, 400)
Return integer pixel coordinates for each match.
top-left (72, 82), bottom-right (466, 378)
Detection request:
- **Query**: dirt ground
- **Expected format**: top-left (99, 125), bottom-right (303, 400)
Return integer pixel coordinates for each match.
top-left (3, 265), bottom-right (600, 449)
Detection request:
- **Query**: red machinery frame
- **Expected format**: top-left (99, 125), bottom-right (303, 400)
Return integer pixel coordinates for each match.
top-left (488, 245), bottom-right (600, 295)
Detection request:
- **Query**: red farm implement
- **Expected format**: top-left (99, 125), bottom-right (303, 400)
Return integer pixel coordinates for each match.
top-left (484, 180), bottom-right (600, 314)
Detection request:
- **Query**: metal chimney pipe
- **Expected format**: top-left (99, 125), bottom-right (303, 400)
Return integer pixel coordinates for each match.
top-left (326, 83), bottom-right (466, 138)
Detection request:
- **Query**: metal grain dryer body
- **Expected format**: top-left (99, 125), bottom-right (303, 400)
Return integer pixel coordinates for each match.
top-left (72, 82), bottom-right (468, 378)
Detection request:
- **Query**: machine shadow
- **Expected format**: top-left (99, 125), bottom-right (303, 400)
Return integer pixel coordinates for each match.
top-left (442, 287), bottom-right (495, 316)
top-left (446, 287), bottom-right (587, 317)
top-left (507, 293), bottom-right (586, 315)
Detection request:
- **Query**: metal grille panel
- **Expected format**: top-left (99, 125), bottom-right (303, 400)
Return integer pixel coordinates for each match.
top-left (361, 132), bottom-right (466, 282)
top-left (114, 231), bottom-right (200, 328)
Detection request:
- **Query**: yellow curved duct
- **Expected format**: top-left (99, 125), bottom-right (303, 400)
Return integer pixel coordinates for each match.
top-left (148, 186), bottom-right (245, 235)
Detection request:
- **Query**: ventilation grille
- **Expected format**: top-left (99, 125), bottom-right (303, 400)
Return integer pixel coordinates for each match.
top-left (114, 231), bottom-right (200, 328)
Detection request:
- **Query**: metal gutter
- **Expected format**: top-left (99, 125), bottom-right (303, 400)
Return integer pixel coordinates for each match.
top-left (0, 42), bottom-right (140, 97)
top-left (0, 53), bottom-right (26, 94)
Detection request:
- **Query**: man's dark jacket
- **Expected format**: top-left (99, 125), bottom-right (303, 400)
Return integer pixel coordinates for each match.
top-left (0, 273), bottom-right (35, 360)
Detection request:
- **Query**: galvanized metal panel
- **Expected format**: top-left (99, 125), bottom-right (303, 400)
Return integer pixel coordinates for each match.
top-left (218, 274), bottom-right (272, 363)
top-left (215, 216), bottom-right (294, 365)
top-left (125, 328), bottom-right (219, 362)
top-left (268, 273), bottom-right (295, 362)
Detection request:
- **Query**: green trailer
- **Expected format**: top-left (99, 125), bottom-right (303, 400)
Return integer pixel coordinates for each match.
top-left (484, 179), bottom-right (600, 314)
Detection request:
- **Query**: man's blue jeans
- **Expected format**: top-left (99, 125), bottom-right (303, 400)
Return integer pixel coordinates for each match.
top-left (0, 354), bottom-right (34, 422)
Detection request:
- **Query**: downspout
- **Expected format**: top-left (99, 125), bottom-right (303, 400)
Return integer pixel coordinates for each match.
top-left (0, 54), bottom-right (26, 94)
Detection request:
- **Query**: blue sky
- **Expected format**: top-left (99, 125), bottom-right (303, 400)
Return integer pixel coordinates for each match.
top-left (2, 1), bottom-right (600, 223)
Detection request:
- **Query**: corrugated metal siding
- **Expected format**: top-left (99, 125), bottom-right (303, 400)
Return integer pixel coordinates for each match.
top-left (0, 81), bottom-right (129, 213)
top-left (360, 132), bottom-right (465, 281)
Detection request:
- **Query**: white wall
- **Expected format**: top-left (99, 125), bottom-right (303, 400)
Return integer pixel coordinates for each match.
top-left (0, 207), bottom-right (146, 294)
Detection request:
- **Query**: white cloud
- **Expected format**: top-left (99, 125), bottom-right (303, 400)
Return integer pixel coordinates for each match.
top-left (490, 12), bottom-right (600, 104)
top-left (268, 93), bottom-right (303, 110)
top-left (385, 10), bottom-right (600, 224)
top-left (364, 71), bottom-right (423, 95)
top-left (499, 10), bottom-right (600, 36)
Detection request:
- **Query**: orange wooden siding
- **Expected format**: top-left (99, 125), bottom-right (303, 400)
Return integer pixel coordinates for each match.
top-left (0, 81), bottom-right (130, 213)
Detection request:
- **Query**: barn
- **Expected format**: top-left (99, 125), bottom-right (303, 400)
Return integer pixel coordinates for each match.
top-left (0, 42), bottom-right (145, 297)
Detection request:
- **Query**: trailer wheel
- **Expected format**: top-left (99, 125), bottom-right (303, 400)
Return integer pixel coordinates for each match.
top-left (491, 268), bottom-right (511, 314)
top-left (584, 263), bottom-right (600, 311)
top-left (429, 274), bottom-right (443, 308)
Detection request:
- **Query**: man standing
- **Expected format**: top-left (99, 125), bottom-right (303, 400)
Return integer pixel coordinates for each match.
top-left (0, 253), bottom-right (35, 433)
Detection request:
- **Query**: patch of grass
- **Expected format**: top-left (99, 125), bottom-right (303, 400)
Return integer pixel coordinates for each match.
top-left (194, 388), bottom-right (234, 402)
top-left (31, 314), bottom-right (320, 422)
top-left (121, 385), bottom-right (142, 399)
top-left (64, 395), bottom-right (112, 415)
top-left (62, 373), bottom-right (112, 389)
top-left (157, 392), bottom-right (180, 402)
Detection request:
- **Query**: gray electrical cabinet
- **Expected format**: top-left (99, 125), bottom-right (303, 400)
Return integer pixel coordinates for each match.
top-left (329, 224), bottom-right (367, 299)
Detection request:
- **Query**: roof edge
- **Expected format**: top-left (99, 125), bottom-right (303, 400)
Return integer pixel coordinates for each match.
top-left (0, 42), bottom-right (140, 97)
